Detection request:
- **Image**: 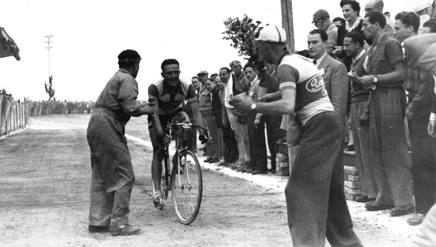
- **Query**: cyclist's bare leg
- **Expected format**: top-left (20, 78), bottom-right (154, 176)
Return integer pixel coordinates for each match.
top-left (151, 150), bottom-right (163, 196)
top-left (149, 125), bottom-right (167, 208)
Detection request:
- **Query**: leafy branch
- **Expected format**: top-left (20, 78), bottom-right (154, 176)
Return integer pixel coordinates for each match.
top-left (222, 14), bottom-right (262, 60)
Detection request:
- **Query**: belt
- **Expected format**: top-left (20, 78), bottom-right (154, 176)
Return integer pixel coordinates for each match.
top-left (93, 107), bottom-right (119, 120)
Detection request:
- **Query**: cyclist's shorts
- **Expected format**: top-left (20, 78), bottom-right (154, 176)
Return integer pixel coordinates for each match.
top-left (147, 109), bottom-right (182, 132)
top-left (148, 109), bottom-right (182, 151)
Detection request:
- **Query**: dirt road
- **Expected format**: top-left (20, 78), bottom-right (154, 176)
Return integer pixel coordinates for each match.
top-left (0, 115), bottom-right (415, 246)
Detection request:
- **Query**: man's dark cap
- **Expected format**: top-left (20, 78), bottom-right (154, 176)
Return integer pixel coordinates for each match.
top-left (197, 70), bottom-right (208, 76)
top-left (118, 49), bottom-right (141, 63)
top-left (313, 9), bottom-right (330, 23)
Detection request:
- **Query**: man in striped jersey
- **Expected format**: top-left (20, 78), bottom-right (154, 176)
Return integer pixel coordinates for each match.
top-left (230, 25), bottom-right (362, 247)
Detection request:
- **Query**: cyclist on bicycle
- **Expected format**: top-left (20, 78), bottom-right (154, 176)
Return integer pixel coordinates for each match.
top-left (148, 58), bottom-right (208, 209)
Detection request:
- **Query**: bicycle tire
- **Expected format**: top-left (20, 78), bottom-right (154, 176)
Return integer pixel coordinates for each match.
top-left (171, 149), bottom-right (203, 225)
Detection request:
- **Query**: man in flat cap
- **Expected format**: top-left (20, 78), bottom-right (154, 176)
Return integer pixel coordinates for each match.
top-left (87, 49), bottom-right (155, 236)
top-left (230, 24), bottom-right (362, 247)
top-left (313, 9), bottom-right (338, 53)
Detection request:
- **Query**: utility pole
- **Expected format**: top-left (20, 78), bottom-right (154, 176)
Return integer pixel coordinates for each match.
top-left (44, 35), bottom-right (55, 101)
top-left (281, 0), bottom-right (295, 52)
top-left (44, 35), bottom-right (53, 78)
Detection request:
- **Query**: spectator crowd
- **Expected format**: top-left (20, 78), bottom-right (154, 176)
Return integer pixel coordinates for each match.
top-left (28, 100), bottom-right (95, 116)
top-left (186, 0), bottom-right (436, 232)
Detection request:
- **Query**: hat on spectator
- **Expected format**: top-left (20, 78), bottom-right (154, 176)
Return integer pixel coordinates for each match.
top-left (255, 25), bottom-right (287, 43)
top-left (313, 9), bottom-right (330, 23)
top-left (230, 60), bottom-right (242, 67)
top-left (197, 70), bottom-right (208, 76)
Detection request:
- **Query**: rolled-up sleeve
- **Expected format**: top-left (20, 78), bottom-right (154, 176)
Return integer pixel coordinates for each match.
top-left (118, 76), bottom-right (143, 116)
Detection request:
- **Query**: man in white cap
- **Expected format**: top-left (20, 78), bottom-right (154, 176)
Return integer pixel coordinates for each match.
top-left (230, 25), bottom-right (362, 247)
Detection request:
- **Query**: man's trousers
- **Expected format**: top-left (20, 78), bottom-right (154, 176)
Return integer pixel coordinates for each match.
top-left (221, 125), bottom-right (238, 163)
top-left (227, 108), bottom-right (250, 163)
top-left (201, 109), bottom-right (221, 160)
top-left (369, 88), bottom-right (414, 207)
top-left (265, 114), bottom-right (285, 171)
top-left (87, 111), bottom-right (135, 227)
top-left (409, 92), bottom-right (436, 214)
top-left (248, 113), bottom-right (267, 171)
top-left (350, 101), bottom-right (378, 199)
top-left (285, 111), bottom-right (362, 247)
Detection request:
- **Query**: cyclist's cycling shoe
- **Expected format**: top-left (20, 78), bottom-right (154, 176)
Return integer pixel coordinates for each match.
top-left (152, 193), bottom-right (166, 210)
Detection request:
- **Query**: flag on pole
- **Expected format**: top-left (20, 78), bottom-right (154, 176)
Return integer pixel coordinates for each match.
top-left (0, 27), bottom-right (20, 61)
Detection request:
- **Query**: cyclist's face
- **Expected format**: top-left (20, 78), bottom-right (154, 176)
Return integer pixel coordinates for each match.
top-left (162, 64), bottom-right (180, 82)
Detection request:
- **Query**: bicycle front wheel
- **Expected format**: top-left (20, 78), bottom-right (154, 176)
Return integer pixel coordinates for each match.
top-left (171, 149), bottom-right (203, 225)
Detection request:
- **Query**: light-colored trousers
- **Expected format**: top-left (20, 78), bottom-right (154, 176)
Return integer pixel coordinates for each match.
top-left (226, 108), bottom-right (250, 162)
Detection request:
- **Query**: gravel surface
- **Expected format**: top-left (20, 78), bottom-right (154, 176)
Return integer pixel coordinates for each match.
top-left (0, 115), bottom-right (418, 246)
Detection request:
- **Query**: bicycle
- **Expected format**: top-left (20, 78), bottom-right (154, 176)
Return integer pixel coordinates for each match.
top-left (157, 112), bottom-right (205, 225)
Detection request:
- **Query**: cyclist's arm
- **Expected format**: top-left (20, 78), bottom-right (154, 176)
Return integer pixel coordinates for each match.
top-left (148, 84), bottom-right (164, 136)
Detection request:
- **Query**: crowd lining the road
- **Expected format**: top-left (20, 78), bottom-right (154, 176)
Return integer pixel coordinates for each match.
top-left (185, 1), bottom-right (436, 245)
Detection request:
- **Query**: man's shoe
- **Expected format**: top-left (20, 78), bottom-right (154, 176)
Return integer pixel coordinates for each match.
top-left (407, 213), bottom-right (424, 226)
top-left (355, 195), bottom-right (371, 203)
top-left (218, 161), bottom-right (229, 167)
top-left (252, 170), bottom-right (267, 175)
top-left (365, 201), bottom-right (394, 211)
top-left (390, 205), bottom-right (415, 217)
top-left (88, 225), bottom-right (109, 233)
top-left (231, 161), bottom-right (244, 169)
top-left (207, 158), bottom-right (220, 163)
top-left (110, 224), bottom-right (141, 236)
top-left (204, 157), bottom-right (211, 163)
top-left (244, 167), bottom-right (254, 173)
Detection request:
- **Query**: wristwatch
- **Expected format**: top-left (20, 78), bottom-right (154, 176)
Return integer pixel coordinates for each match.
top-left (250, 103), bottom-right (257, 111)
top-left (373, 75), bottom-right (379, 83)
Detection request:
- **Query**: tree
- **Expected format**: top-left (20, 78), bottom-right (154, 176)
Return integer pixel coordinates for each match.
top-left (222, 14), bottom-right (262, 63)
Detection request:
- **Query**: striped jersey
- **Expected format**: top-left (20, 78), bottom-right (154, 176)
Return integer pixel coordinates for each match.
top-left (278, 54), bottom-right (333, 125)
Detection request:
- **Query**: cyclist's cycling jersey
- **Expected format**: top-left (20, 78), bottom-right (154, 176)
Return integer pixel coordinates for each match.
top-left (278, 54), bottom-right (333, 125)
top-left (148, 78), bottom-right (197, 115)
top-left (148, 79), bottom-right (197, 130)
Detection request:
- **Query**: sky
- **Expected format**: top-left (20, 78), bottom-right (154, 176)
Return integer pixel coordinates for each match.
top-left (0, 0), bottom-right (429, 101)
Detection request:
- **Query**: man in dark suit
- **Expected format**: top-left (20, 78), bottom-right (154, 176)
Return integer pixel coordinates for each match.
top-left (308, 29), bottom-right (349, 124)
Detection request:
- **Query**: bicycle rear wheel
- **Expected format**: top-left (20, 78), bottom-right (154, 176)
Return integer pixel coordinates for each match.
top-left (171, 149), bottom-right (203, 225)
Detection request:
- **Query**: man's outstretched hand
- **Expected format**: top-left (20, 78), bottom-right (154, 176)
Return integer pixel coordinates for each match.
top-left (229, 93), bottom-right (253, 111)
